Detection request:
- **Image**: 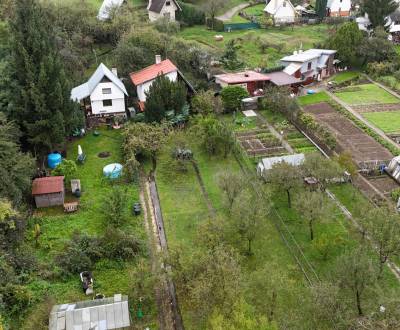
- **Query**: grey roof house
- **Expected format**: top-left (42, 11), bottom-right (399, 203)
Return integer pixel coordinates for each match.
top-left (49, 294), bottom-right (130, 330)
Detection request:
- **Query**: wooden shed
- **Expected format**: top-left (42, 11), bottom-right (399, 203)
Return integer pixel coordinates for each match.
top-left (32, 176), bottom-right (65, 208)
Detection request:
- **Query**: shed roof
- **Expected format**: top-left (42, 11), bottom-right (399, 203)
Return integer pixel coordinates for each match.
top-left (98, 0), bottom-right (124, 20)
top-left (259, 153), bottom-right (305, 171)
top-left (129, 59), bottom-right (178, 85)
top-left (215, 71), bottom-right (270, 84)
top-left (32, 176), bottom-right (64, 195)
top-left (281, 49), bottom-right (336, 63)
top-left (49, 294), bottom-right (130, 330)
top-left (266, 71), bottom-right (301, 86)
top-left (71, 63), bottom-right (128, 101)
top-left (148, 0), bottom-right (181, 13)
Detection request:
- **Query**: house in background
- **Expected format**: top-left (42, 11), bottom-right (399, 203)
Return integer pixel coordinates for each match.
top-left (326, 0), bottom-right (352, 17)
top-left (147, 0), bottom-right (181, 22)
top-left (71, 63), bottom-right (128, 119)
top-left (32, 176), bottom-right (65, 208)
top-left (280, 49), bottom-right (337, 84)
top-left (98, 0), bottom-right (124, 20)
top-left (49, 294), bottom-right (130, 330)
top-left (130, 55), bottom-right (194, 111)
top-left (264, 0), bottom-right (297, 24)
top-left (214, 71), bottom-right (271, 96)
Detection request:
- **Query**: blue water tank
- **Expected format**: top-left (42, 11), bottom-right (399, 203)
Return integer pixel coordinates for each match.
top-left (103, 163), bottom-right (123, 179)
top-left (48, 153), bottom-right (62, 169)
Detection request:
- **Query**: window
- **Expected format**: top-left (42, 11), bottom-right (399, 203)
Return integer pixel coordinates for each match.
top-left (102, 88), bottom-right (111, 94)
top-left (103, 99), bottom-right (112, 107)
top-left (166, 1), bottom-right (171, 5)
top-left (307, 62), bottom-right (312, 70)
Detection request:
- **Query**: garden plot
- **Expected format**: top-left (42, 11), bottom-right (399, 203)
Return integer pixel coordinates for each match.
top-left (303, 102), bottom-right (393, 164)
top-left (334, 83), bottom-right (399, 105)
top-left (236, 129), bottom-right (286, 157)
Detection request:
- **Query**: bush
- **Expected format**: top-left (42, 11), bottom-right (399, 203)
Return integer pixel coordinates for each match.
top-left (366, 61), bottom-right (396, 77)
top-left (101, 187), bottom-right (129, 227)
top-left (0, 283), bottom-right (32, 315)
top-left (298, 112), bottom-right (336, 149)
top-left (52, 159), bottom-right (77, 185)
top-left (191, 90), bottom-right (215, 115)
top-left (391, 188), bottom-right (400, 202)
top-left (153, 18), bottom-right (180, 34)
top-left (177, 1), bottom-right (205, 26)
top-left (101, 227), bottom-right (143, 261)
top-left (55, 232), bottom-right (103, 274)
top-left (206, 17), bottom-right (224, 31)
top-left (220, 86), bottom-right (249, 112)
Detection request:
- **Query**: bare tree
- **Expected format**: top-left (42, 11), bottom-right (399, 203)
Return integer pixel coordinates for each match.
top-left (217, 171), bottom-right (246, 213)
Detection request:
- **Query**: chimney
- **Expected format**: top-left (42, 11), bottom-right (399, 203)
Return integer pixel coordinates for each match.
top-left (155, 55), bottom-right (162, 64)
top-left (111, 68), bottom-right (118, 77)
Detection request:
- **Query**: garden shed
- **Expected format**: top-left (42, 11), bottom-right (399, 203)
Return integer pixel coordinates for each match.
top-left (32, 176), bottom-right (65, 208)
top-left (257, 153), bottom-right (305, 177)
top-left (49, 294), bottom-right (130, 330)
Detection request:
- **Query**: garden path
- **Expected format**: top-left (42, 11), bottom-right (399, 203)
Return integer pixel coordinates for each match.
top-left (216, 2), bottom-right (250, 21)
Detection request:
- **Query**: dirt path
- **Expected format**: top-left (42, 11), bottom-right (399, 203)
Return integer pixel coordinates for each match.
top-left (255, 111), bottom-right (295, 154)
top-left (216, 2), bottom-right (250, 21)
top-left (325, 89), bottom-right (400, 150)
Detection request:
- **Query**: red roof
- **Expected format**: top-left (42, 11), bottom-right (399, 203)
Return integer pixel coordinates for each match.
top-left (32, 176), bottom-right (64, 195)
top-left (130, 59), bottom-right (178, 86)
top-left (215, 71), bottom-right (270, 84)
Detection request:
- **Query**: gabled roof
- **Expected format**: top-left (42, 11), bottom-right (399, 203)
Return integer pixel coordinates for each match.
top-left (32, 176), bottom-right (64, 195)
top-left (215, 71), bottom-right (270, 84)
top-left (147, 0), bottom-right (181, 13)
top-left (98, 0), bottom-right (124, 20)
top-left (129, 59), bottom-right (178, 86)
top-left (264, 0), bottom-right (296, 15)
top-left (71, 63), bottom-right (128, 101)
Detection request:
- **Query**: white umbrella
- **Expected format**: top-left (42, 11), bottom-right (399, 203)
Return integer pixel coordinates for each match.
top-left (78, 145), bottom-right (83, 156)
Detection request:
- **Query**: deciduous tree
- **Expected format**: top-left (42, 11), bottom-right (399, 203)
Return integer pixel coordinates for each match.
top-left (361, 0), bottom-right (398, 28)
top-left (220, 85), bottom-right (248, 113)
top-left (217, 171), bottom-right (246, 213)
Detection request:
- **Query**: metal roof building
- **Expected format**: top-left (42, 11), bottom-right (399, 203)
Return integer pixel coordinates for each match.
top-left (257, 153), bottom-right (305, 177)
top-left (49, 294), bottom-right (130, 330)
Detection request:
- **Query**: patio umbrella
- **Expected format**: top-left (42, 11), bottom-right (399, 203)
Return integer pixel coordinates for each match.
top-left (78, 145), bottom-right (83, 156)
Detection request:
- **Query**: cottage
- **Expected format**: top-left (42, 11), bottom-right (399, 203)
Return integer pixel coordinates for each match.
top-left (264, 0), bottom-right (297, 24)
top-left (280, 49), bottom-right (337, 84)
top-left (49, 294), bottom-right (130, 330)
top-left (32, 176), bottom-right (65, 208)
top-left (130, 55), bottom-right (194, 110)
top-left (214, 71), bottom-right (271, 96)
top-left (147, 0), bottom-right (181, 22)
top-left (326, 0), bottom-right (352, 17)
top-left (71, 63), bottom-right (128, 119)
top-left (257, 153), bottom-right (305, 177)
top-left (98, 0), bottom-right (124, 20)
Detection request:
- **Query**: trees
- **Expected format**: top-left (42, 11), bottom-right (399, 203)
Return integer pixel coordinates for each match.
top-left (191, 90), bottom-right (216, 115)
top-left (102, 187), bottom-right (129, 227)
top-left (203, 0), bottom-right (228, 30)
top-left (144, 75), bottom-right (187, 123)
top-left (217, 171), bottom-right (246, 213)
top-left (52, 160), bottom-right (77, 185)
top-left (0, 113), bottom-right (35, 206)
top-left (294, 191), bottom-right (331, 241)
top-left (327, 21), bottom-right (364, 67)
top-left (221, 40), bottom-right (243, 70)
top-left (358, 27), bottom-right (397, 64)
top-left (265, 162), bottom-right (303, 208)
top-left (365, 206), bottom-right (400, 276)
top-left (7, 0), bottom-right (83, 156)
top-left (335, 247), bottom-right (377, 316)
top-left (220, 86), bottom-right (249, 113)
top-left (361, 0), bottom-right (398, 28)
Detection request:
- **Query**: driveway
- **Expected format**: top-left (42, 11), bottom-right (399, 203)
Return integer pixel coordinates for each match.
top-left (216, 2), bottom-right (250, 21)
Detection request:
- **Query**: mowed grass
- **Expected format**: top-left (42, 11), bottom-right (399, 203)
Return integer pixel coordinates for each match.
top-left (21, 128), bottom-right (157, 328)
top-left (330, 71), bottom-right (360, 84)
top-left (297, 91), bottom-right (330, 106)
top-left (178, 24), bottom-right (330, 68)
top-left (335, 83), bottom-right (399, 105)
top-left (362, 111), bottom-right (400, 133)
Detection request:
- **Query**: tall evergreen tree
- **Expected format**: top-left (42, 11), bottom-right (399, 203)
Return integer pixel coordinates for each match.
top-left (315, 0), bottom-right (328, 19)
top-left (361, 0), bottom-right (398, 28)
top-left (6, 0), bottom-right (83, 156)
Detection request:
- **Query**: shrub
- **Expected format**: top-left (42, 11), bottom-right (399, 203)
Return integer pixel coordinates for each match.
top-left (391, 188), bottom-right (400, 202)
top-left (101, 227), bottom-right (143, 261)
top-left (191, 90), bottom-right (215, 115)
top-left (56, 232), bottom-right (103, 274)
top-left (366, 61), bottom-right (395, 77)
top-left (177, 1), bottom-right (205, 26)
top-left (101, 187), bottom-right (129, 227)
top-left (0, 283), bottom-right (32, 315)
top-left (153, 18), bottom-right (180, 34)
top-left (52, 159), bottom-right (77, 185)
top-left (220, 86), bottom-right (249, 112)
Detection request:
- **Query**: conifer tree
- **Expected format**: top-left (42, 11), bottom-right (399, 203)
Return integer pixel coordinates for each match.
top-left (315, 0), bottom-right (328, 19)
top-left (7, 0), bottom-right (83, 156)
top-left (362, 0), bottom-right (398, 28)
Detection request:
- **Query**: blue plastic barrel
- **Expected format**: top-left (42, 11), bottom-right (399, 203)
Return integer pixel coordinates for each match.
top-left (48, 153), bottom-right (62, 169)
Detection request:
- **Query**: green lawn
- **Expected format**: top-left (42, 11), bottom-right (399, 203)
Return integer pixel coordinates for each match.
top-left (19, 128), bottom-right (157, 329)
top-left (297, 91), bottom-right (330, 106)
top-left (334, 84), bottom-right (400, 105)
top-left (178, 24), bottom-right (330, 68)
top-left (329, 71), bottom-right (360, 84)
top-left (362, 111), bottom-right (400, 133)
top-left (229, 3), bottom-right (265, 22)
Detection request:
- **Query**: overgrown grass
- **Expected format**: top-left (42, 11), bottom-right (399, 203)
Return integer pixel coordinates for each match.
top-left (334, 83), bottom-right (399, 105)
top-left (362, 111), bottom-right (400, 133)
top-left (297, 91), bottom-right (330, 106)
